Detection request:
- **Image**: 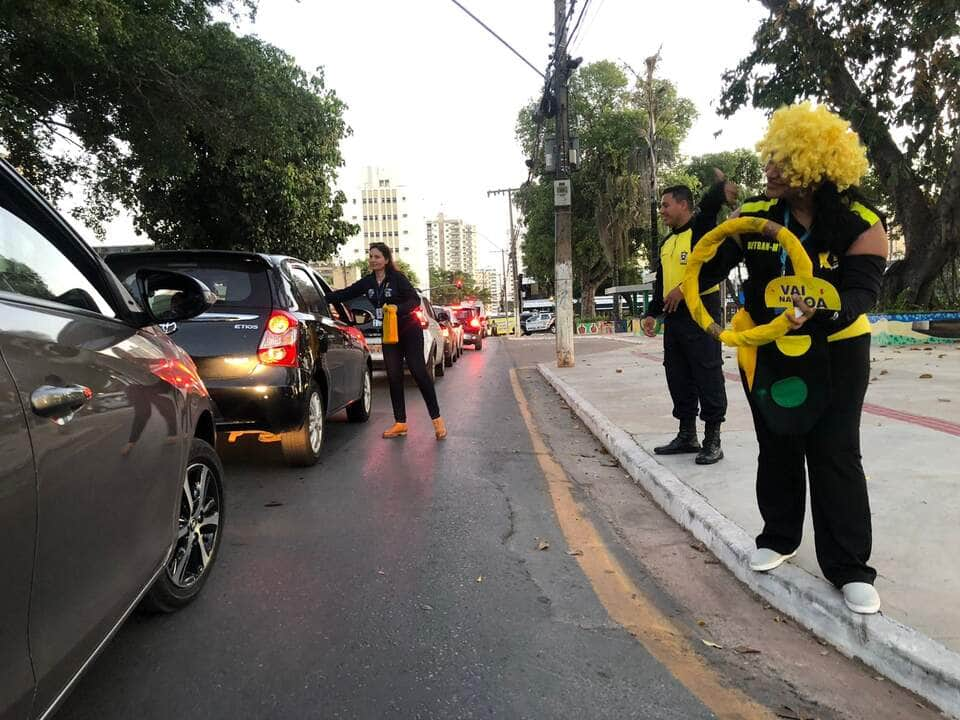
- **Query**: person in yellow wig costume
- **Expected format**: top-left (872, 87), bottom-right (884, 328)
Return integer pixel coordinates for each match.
top-left (693, 103), bottom-right (888, 614)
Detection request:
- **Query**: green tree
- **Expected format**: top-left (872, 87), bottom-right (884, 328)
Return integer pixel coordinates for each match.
top-left (516, 61), bottom-right (697, 316)
top-left (720, 0), bottom-right (960, 307)
top-left (683, 149), bottom-right (765, 197)
top-left (427, 268), bottom-right (490, 306)
top-left (0, 0), bottom-right (355, 260)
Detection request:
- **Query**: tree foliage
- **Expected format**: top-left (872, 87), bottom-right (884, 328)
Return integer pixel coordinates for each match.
top-left (0, 0), bottom-right (356, 260)
top-left (515, 60), bottom-right (697, 315)
top-left (720, 0), bottom-right (960, 306)
top-left (351, 257), bottom-right (420, 287)
top-left (427, 268), bottom-right (490, 306)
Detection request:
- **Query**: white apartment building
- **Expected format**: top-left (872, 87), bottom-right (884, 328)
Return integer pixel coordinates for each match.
top-left (426, 214), bottom-right (479, 278)
top-left (336, 167), bottom-right (429, 289)
top-left (475, 267), bottom-right (502, 309)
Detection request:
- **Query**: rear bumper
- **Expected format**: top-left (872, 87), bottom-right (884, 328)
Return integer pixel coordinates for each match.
top-left (205, 368), bottom-right (305, 433)
top-left (463, 332), bottom-right (480, 344)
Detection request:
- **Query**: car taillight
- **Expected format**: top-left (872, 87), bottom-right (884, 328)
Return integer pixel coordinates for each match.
top-left (415, 308), bottom-right (428, 329)
top-left (259, 310), bottom-right (299, 367)
top-left (470, 318), bottom-right (481, 329)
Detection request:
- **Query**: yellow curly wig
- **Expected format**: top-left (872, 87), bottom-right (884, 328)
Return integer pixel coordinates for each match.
top-left (756, 102), bottom-right (869, 191)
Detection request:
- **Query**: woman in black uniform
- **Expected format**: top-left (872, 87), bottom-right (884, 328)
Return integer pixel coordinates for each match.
top-left (701, 103), bottom-right (887, 614)
top-left (328, 243), bottom-right (445, 440)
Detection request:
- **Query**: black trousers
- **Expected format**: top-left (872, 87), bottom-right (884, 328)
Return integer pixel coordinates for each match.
top-left (662, 296), bottom-right (727, 424)
top-left (746, 333), bottom-right (876, 587)
top-left (382, 327), bottom-right (440, 422)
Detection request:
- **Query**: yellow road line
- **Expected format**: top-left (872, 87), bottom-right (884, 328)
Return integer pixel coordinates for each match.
top-left (509, 368), bottom-right (774, 720)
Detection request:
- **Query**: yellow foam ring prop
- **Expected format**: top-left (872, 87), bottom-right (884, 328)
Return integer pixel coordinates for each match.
top-left (382, 304), bottom-right (399, 345)
top-left (765, 275), bottom-right (841, 312)
top-left (732, 309), bottom-right (758, 390)
top-left (774, 335), bottom-right (812, 357)
top-left (682, 216), bottom-right (812, 347)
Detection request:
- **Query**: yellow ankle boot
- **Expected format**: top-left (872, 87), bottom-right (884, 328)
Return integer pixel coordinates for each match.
top-left (382, 422), bottom-right (408, 438)
top-left (432, 417), bottom-right (447, 440)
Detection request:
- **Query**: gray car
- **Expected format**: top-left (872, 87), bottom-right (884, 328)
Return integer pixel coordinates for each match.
top-left (0, 159), bottom-right (224, 720)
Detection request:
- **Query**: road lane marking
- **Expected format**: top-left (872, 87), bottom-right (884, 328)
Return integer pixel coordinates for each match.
top-left (509, 368), bottom-right (774, 720)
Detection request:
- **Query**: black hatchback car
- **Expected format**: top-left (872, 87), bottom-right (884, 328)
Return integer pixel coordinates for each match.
top-left (107, 251), bottom-right (373, 466)
top-left (1, 159), bottom-right (224, 720)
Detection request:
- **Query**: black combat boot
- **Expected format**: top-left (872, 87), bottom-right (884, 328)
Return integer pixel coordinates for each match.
top-left (695, 422), bottom-right (723, 465)
top-left (654, 418), bottom-right (700, 455)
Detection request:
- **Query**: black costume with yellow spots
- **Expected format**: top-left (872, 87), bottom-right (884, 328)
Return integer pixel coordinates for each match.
top-left (702, 194), bottom-right (885, 587)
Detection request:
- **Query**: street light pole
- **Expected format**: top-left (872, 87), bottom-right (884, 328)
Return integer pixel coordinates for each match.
top-left (553, 0), bottom-right (575, 367)
top-left (487, 187), bottom-right (522, 337)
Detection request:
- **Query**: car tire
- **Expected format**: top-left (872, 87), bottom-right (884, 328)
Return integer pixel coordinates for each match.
top-left (141, 438), bottom-right (224, 613)
top-left (347, 367), bottom-right (372, 423)
top-left (444, 350), bottom-right (453, 367)
top-left (475, 337), bottom-right (483, 351)
top-left (281, 383), bottom-right (325, 466)
top-left (436, 348), bottom-right (445, 377)
top-left (427, 349), bottom-right (436, 381)
top-left (550, 324), bottom-right (556, 334)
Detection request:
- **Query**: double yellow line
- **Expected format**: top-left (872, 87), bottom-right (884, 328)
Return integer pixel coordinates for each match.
top-left (509, 368), bottom-right (773, 720)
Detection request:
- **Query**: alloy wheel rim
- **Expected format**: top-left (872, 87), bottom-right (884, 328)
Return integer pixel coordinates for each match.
top-left (362, 371), bottom-right (371, 413)
top-left (308, 392), bottom-right (323, 453)
top-left (169, 461), bottom-right (220, 589)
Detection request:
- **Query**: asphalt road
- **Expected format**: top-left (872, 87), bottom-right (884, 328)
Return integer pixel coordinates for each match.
top-left (57, 337), bottom-right (934, 720)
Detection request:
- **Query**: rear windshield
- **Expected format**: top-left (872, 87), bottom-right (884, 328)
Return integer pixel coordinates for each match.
top-left (453, 308), bottom-right (476, 322)
top-left (109, 256), bottom-right (272, 309)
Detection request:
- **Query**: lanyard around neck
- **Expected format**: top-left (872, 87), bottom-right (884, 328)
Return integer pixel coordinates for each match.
top-left (780, 207), bottom-right (811, 276)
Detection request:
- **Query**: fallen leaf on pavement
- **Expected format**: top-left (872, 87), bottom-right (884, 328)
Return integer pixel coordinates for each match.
top-left (616, 368), bottom-right (623, 373)
top-left (696, 619), bottom-right (706, 627)
top-left (919, 373), bottom-right (933, 379)
top-left (566, 549), bottom-right (584, 556)
top-left (264, 501), bottom-right (283, 507)
top-left (879, 369), bottom-right (889, 375)
top-left (536, 538), bottom-right (550, 551)
top-left (701, 640), bottom-right (723, 649)
top-left (734, 645), bottom-right (761, 654)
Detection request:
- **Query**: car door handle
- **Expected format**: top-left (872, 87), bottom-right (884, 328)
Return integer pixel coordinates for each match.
top-left (30, 384), bottom-right (92, 417)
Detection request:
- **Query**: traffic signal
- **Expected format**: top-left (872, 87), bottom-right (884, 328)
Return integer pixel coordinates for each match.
top-left (455, 278), bottom-right (463, 289)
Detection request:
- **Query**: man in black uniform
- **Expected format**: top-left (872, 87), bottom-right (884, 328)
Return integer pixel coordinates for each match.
top-left (641, 171), bottom-right (737, 464)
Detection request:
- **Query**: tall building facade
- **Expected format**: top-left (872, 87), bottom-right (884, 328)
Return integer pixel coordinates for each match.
top-left (426, 214), bottom-right (478, 277)
top-left (475, 268), bottom-right (502, 310)
top-left (336, 167), bottom-right (429, 288)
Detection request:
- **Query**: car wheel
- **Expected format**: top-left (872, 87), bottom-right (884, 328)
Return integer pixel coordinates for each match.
top-left (475, 337), bottom-right (483, 351)
top-left (436, 348), bottom-right (446, 377)
top-left (550, 324), bottom-right (556, 334)
top-left (281, 383), bottom-right (325, 466)
top-left (427, 349), bottom-right (436, 381)
top-left (347, 366), bottom-right (372, 423)
top-left (444, 349), bottom-right (453, 367)
top-left (142, 438), bottom-right (224, 613)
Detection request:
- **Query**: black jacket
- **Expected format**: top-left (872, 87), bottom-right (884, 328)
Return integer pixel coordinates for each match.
top-left (327, 269), bottom-right (422, 332)
top-left (646, 181), bottom-right (728, 319)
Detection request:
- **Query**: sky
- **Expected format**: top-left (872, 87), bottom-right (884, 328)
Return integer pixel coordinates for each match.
top-left (86, 0), bottom-right (773, 269)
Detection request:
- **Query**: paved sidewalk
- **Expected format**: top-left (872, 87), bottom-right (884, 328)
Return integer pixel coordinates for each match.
top-left (538, 334), bottom-right (960, 717)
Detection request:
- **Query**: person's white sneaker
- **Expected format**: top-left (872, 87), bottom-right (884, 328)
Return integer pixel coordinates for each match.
top-left (749, 547), bottom-right (797, 572)
top-left (842, 582), bottom-right (881, 614)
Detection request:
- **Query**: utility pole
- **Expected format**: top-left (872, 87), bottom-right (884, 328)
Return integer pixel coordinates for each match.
top-left (499, 248), bottom-right (508, 314)
top-left (553, 0), bottom-right (575, 367)
top-left (644, 50), bottom-right (661, 269)
top-left (487, 187), bottom-right (522, 337)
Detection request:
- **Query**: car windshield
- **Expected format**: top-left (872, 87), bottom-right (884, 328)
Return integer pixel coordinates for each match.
top-left (109, 256), bottom-right (272, 309)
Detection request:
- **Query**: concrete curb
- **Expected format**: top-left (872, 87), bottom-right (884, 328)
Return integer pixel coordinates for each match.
top-left (538, 362), bottom-right (960, 719)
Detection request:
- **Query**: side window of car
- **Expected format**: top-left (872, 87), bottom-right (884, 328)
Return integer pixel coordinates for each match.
top-left (290, 267), bottom-right (330, 317)
top-left (0, 204), bottom-right (115, 317)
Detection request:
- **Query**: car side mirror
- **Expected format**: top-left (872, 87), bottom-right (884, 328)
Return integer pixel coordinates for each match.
top-left (352, 309), bottom-right (372, 325)
top-left (135, 269), bottom-right (217, 326)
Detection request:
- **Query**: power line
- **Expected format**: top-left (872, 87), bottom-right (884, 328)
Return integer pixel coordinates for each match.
top-left (447, 0), bottom-right (544, 78)
top-left (566, 0), bottom-right (591, 50)
top-left (569, 0), bottom-right (604, 53)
